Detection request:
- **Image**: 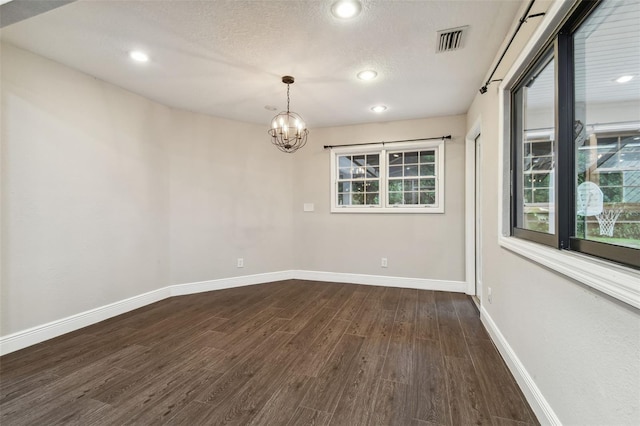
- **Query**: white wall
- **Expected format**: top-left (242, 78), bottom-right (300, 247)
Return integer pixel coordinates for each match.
top-left (292, 116), bottom-right (467, 283)
top-left (1, 43), bottom-right (293, 336)
top-left (168, 110), bottom-right (294, 285)
top-left (1, 44), bottom-right (171, 335)
top-left (467, 1), bottom-right (640, 424)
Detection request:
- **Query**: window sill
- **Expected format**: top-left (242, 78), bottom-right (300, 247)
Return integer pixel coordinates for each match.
top-left (499, 236), bottom-right (640, 309)
top-left (331, 206), bottom-right (444, 214)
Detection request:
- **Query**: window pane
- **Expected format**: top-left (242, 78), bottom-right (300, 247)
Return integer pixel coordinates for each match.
top-left (338, 156), bottom-right (352, 168)
top-left (389, 165), bottom-right (403, 177)
top-left (420, 178), bottom-right (436, 190)
top-left (404, 192), bottom-right (419, 205)
top-left (389, 192), bottom-right (403, 205)
top-left (389, 153), bottom-right (403, 165)
top-left (338, 194), bottom-right (350, 205)
top-left (420, 191), bottom-right (436, 205)
top-left (339, 167), bottom-right (351, 179)
top-left (337, 182), bottom-right (350, 192)
top-left (573, 0), bottom-right (640, 250)
top-left (352, 193), bottom-right (364, 205)
top-left (366, 193), bottom-right (379, 205)
top-left (388, 180), bottom-right (403, 192)
top-left (367, 167), bottom-right (379, 178)
top-left (514, 54), bottom-right (556, 234)
top-left (420, 151), bottom-right (435, 163)
top-left (405, 165), bottom-right (419, 176)
top-left (367, 181), bottom-right (379, 192)
top-left (352, 181), bottom-right (365, 193)
top-left (404, 151), bottom-right (418, 164)
top-left (420, 164), bottom-right (435, 176)
top-left (366, 154), bottom-right (379, 166)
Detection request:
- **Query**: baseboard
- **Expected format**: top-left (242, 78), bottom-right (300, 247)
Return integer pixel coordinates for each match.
top-left (480, 305), bottom-right (561, 426)
top-left (0, 286), bottom-right (171, 356)
top-left (169, 270), bottom-right (296, 296)
top-left (294, 270), bottom-right (467, 292)
top-left (0, 270), bottom-right (464, 355)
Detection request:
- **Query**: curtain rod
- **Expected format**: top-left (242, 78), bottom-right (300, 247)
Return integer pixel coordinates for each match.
top-left (479, 0), bottom-right (545, 94)
top-left (323, 135), bottom-right (451, 149)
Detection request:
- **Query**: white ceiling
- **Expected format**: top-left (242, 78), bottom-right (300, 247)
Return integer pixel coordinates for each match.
top-left (0, 0), bottom-right (525, 128)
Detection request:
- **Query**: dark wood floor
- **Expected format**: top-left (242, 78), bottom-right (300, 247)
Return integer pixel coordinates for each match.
top-left (1, 280), bottom-right (538, 425)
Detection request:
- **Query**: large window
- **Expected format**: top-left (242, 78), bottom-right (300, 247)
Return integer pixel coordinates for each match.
top-left (511, 0), bottom-right (640, 268)
top-left (331, 140), bottom-right (445, 213)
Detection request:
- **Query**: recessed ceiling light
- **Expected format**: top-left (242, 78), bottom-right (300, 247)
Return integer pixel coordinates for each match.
top-left (331, 0), bottom-right (362, 19)
top-left (129, 50), bottom-right (149, 63)
top-left (371, 105), bottom-right (387, 113)
top-left (615, 75), bottom-right (633, 83)
top-left (357, 70), bottom-right (378, 81)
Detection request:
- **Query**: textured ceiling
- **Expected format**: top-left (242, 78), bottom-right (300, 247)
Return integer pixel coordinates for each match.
top-left (0, 0), bottom-right (525, 128)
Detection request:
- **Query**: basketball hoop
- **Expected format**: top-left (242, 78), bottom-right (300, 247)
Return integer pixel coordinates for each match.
top-left (595, 208), bottom-right (623, 237)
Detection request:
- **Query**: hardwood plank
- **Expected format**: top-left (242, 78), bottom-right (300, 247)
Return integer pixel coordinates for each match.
top-left (382, 288), bottom-right (417, 384)
top-left (435, 291), bottom-right (468, 358)
top-left (410, 338), bottom-right (450, 425)
top-left (0, 371), bottom-right (59, 405)
top-left (26, 396), bottom-right (113, 426)
top-left (380, 287), bottom-right (403, 311)
top-left (444, 355), bottom-right (492, 426)
top-left (451, 293), bottom-right (489, 340)
top-left (288, 407), bottom-right (331, 426)
top-left (467, 338), bottom-right (537, 424)
top-left (247, 373), bottom-right (313, 425)
top-left (329, 354), bottom-right (385, 426)
top-left (110, 368), bottom-right (222, 425)
top-left (416, 290), bottom-right (439, 341)
top-left (357, 308), bottom-right (395, 359)
top-left (335, 290), bottom-right (370, 321)
top-left (300, 334), bottom-right (365, 413)
top-left (290, 317), bottom-right (352, 377)
top-left (279, 285), bottom-right (337, 334)
top-left (492, 416), bottom-right (536, 426)
top-left (323, 284), bottom-right (358, 310)
top-left (0, 366), bottom-right (129, 425)
top-left (369, 379), bottom-right (412, 426)
top-left (194, 330), bottom-right (293, 406)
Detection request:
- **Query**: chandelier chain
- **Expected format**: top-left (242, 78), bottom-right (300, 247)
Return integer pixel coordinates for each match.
top-left (286, 84), bottom-right (290, 113)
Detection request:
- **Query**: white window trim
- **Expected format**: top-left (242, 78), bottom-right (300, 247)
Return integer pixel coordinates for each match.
top-left (330, 140), bottom-right (445, 214)
top-left (496, 0), bottom-right (640, 309)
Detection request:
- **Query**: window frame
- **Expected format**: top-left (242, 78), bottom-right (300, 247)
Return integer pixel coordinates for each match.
top-left (330, 140), bottom-right (445, 214)
top-left (508, 0), bottom-right (639, 269)
top-left (495, 0), bottom-right (640, 309)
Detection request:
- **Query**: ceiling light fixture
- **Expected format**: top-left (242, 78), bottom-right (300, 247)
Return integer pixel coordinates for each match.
top-left (357, 70), bottom-right (378, 81)
top-left (616, 75), bottom-right (634, 83)
top-left (331, 0), bottom-right (362, 19)
top-left (268, 76), bottom-right (309, 154)
top-left (371, 105), bottom-right (387, 113)
top-left (129, 50), bottom-right (149, 63)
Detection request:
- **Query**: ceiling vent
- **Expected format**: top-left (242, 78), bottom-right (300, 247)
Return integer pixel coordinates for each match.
top-left (436, 26), bottom-right (468, 53)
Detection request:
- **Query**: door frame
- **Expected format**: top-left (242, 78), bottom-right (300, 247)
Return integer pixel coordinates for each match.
top-left (465, 117), bottom-right (482, 297)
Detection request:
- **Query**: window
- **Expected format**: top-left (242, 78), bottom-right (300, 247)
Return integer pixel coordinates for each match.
top-left (510, 0), bottom-right (640, 268)
top-left (331, 140), bottom-right (445, 213)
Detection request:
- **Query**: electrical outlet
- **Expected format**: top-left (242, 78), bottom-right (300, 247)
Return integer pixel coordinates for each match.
top-left (237, 258), bottom-right (244, 268)
top-left (381, 257), bottom-right (388, 268)
top-left (488, 287), bottom-right (492, 304)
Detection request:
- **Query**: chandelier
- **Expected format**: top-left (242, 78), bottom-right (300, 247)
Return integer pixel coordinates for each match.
top-left (268, 76), bottom-right (309, 153)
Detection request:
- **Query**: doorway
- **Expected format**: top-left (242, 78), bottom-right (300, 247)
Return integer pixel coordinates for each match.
top-left (465, 119), bottom-right (482, 309)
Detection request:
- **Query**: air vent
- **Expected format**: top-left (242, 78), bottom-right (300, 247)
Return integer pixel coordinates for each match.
top-left (436, 26), bottom-right (468, 53)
